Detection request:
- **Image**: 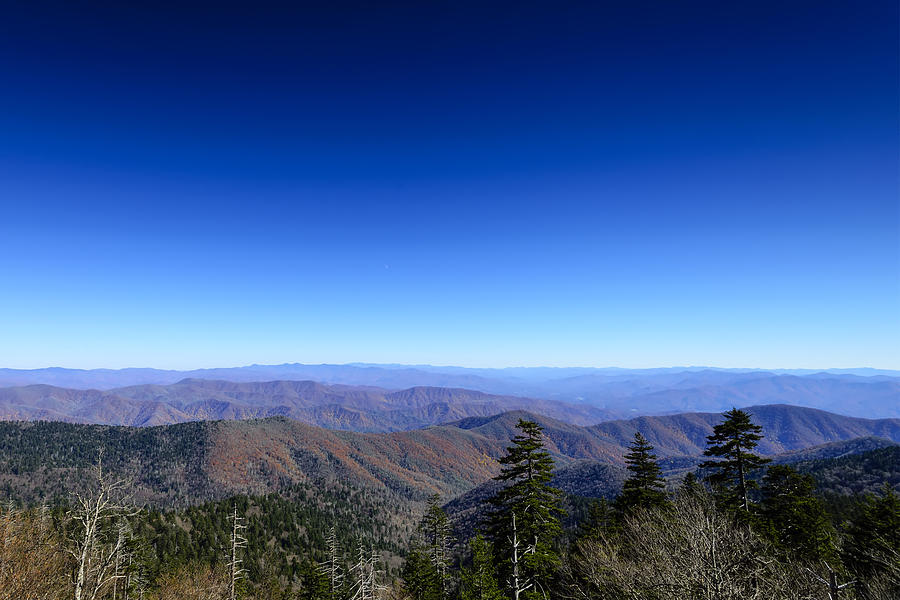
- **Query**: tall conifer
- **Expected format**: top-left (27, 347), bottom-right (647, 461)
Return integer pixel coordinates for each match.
top-left (700, 408), bottom-right (770, 512)
top-left (614, 432), bottom-right (668, 515)
top-left (459, 535), bottom-right (504, 600)
top-left (759, 465), bottom-right (837, 562)
top-left (487, 419), bottom-right (565, 599)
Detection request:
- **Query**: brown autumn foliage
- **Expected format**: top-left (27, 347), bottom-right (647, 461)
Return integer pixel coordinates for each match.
top-left (150, 564), bottom-right (231, 600)
top-left (0, 508), bottom-right (241, 600)
top-left (0, 505), bottom-right (70, 600)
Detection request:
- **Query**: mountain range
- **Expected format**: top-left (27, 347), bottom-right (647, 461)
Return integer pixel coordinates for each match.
top-left (3, 363), bottom-right (898, 390)
top-left (0, 380), bottom-right (617, 430)
top-left (0, 366), bottom-right (900, 432)
top-left (1, 363), bottom-right (897, 419)
top-left (1, 404), bottom-right (897, 509)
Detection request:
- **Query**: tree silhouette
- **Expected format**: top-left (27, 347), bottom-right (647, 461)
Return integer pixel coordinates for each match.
top-left (614, 432), bottom-right (668, 515)
top-left (701, 409), bottom-right (770, 512)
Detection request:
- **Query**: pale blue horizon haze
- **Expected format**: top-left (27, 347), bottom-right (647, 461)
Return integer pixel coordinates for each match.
top-left (0, 1), bottom-right (897, 370)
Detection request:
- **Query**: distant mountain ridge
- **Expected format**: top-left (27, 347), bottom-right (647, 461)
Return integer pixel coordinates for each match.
top-left (0, 379), bottom-right (619, 430)
top-left (3, 363), bottom-right (897, 390)
top-left (1, 363), bottom-right (896, 418)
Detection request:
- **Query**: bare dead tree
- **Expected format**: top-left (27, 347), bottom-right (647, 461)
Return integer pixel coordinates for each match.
top-left (350, 541), bottom-right (370, 600)
top-left (563, 492), bottom-right (821, 600)
top-left (429, 518), bottom-right (451, 600)
top-left (419, 497), bottom-right (453, 600)
top-left (110, 524), bottom-right (128, 600)
top-left (807, 562), bottom-right (856, 600)
top-left (851, 544), bottom-right (900, 600)
top-left (319, 524), bottom-right (344, 599)
top-left (369, 546), bottom-right (387, 600)
top-left (508, 513), bottom-right (534, 600)
top-left (227, 503), bottom-right (248, 600)
top-left (127, 551), bottom-right (151, 600)
top-left (67, 452), bottom-right (137, 600)
top-left (350, 541), bottom-right (385, 600)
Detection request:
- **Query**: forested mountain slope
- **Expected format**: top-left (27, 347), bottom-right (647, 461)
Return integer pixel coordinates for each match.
top-left (447, 405), bottom-right (900, 462)
top-left (586, 404), bottom-right (900, 457)
top-left (621, 375), bottom-right (900, 417)
top-left (793, 445), bottom-right (900, 496)
top-left (770, 436), bottom-right (898, 464)
top-left (0, 418), bottom-right (506, 507)
top-left (0, 404), bottom-right (897, 511)
top-left (444, 436), bottom-right (900, 543)
top-left (0, 406), bottom-right (897, 598)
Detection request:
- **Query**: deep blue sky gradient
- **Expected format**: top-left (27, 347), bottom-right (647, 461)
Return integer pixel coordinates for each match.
top-left (0, 1), bottom-right (897, 368)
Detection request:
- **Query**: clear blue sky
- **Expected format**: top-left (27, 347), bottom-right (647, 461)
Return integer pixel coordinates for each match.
top-left (0, 1), bottom-right (897, 369)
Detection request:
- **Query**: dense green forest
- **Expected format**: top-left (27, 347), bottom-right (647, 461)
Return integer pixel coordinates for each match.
top-left (1, 411), bottom-right (898, 600)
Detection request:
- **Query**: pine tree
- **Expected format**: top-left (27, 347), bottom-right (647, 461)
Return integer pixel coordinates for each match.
top-left (843, 484), bottom-right (900, 592)
top-left (401, 544), bottom-right (437, 600)
top-left (422, 495), bottom-right (452, 600)
top-left (614, 433), bottom-right (668, 515)
top-left (700, 408), bottom-right (771, 512)
top-left (487, 419), bottom-right (565, 600)
top-left (578, 499), bottom-right (615, 541)
top-left (403, 496), bottom-right (452, 600)
top-left (679, 472), bottom-right (703, 497)
top-left (300, 560), bottom-right (332, 600)
top-left (759, 465), bottom-right (837, 563)
top-left (459, 535), bottom-right (504, 600)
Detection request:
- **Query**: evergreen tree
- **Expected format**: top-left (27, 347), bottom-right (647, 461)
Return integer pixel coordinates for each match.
top-left (578, 499), bottom-right (615, 541)
top-left (459, 535), bottom-right (504, 600)
top-left (613, 433), bottom-right (668, 515)
top-left (843, 484), bottom-right (900, 593)
top-left (401, 544), bottom-right (438, 600)
top-left (700, 408), bottom-right (771, 512)
top-left (420, 495), bottom-right (452, 600)
top-left (679, 472), bottom-right (703, 497)
top-left (299, 560), bottom-right (332, 600)
top-left (487, 419), bottom-right (565, 600)
top-left (401, 496), bottom-right (453, 600)
top-left (759, 465), bottom-right (837, 563)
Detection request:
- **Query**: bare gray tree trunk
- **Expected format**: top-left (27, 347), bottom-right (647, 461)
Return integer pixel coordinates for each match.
top-left (69, 453), bottom-right (135, 600)
top-left (808, 562), bottom-right (855, 600)
top-left (227, 504), bottom-right (248, 600)
top-left (319, 524), bottom-right (344, 599)
top-left (508, 513), bottom-right (533, 600)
